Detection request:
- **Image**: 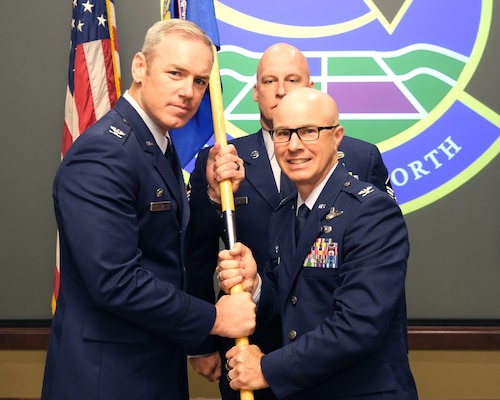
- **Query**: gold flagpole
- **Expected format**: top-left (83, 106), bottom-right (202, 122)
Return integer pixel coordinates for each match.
top-left (209, 46), bottom-right (254, 400)
top-left (160, 1), bottom-right (253, 398)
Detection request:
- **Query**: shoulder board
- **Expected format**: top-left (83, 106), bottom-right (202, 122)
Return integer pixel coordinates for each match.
top-left (341, 177), bottom-right (381, 202)
top-left (108, 125), bottom-right (127, 139)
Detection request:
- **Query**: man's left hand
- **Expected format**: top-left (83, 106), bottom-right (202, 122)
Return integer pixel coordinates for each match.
top-left (225, 344), bottom-right (269, 391)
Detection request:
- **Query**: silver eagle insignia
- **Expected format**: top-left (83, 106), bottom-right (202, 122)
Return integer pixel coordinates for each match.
top-left (109, 125), bottom-right (126, 138)
top-left (358, 186), bottom-right (374, 197)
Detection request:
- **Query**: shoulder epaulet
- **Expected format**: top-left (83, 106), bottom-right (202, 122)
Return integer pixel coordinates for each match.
top-left (342, 177), bottom-right (381, 202)
top-left (108, 125), bottom-right (127, 139)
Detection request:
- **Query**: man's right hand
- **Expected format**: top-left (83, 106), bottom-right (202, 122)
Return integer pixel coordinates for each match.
top-left (217, 242), bottom-right (259, 295)
top-left (211, 291), bottom-right (256, 338)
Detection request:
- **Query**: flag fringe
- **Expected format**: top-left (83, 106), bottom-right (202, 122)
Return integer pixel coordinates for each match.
top-left (105, 0), bottom-right (121, 96)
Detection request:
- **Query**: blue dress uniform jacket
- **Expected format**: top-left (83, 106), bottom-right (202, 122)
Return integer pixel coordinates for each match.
top-left (42, 97), bottom-right (217, 400)
top-left (186, 130), bottom-right (393, 400)
top-left (258, 164), bottom-right (417, 400)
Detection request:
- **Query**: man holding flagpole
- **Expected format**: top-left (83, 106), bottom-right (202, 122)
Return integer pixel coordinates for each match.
top-left (42, 18), bottom-right (255, 400)
top-left (217, 87), bottom-right (417, 399)
top-left (187, 43), bottom-right (394, 400)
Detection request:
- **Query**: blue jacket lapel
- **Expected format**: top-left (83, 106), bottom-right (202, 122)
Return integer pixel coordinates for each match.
top-left (238, 130), bottom-right (283, 209)
top-left (114, 98), bottom-right (189, 229)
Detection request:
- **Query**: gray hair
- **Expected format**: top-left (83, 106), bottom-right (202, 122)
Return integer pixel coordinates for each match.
top-left (141, 19), bottom-right (213, 63)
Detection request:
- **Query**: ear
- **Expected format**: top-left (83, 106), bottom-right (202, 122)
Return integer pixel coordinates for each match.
top-left (335, 125), bottom-right (345, 145)
top-left (308, 80), bottom-right (315, 88)
top-left (131, 52), bottom-right (147, 84)
top-left (252, 83), bottom-right (259, 102)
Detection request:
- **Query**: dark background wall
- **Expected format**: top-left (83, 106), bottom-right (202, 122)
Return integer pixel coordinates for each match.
top-left (0, 1), bottom-right (498, 321)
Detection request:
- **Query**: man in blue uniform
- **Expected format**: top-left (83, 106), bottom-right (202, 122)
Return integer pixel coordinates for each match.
top-left (41, 19), bottom-right (255, 400)
top-left (218, 87), bottom-right (418, 400)
top-left (187, 44), bottom-right (395, 399)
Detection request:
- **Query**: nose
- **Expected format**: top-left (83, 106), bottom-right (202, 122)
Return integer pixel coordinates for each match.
top-left (287, 131), bottom-right (304, 151)
top-left (276, 81), bottom-right (286, 98)
top-left (178, 80), bottom-right (194, 99)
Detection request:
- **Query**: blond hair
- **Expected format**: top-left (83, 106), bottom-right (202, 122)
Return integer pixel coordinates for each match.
top-left (141, 19), bottom-right (213, 64)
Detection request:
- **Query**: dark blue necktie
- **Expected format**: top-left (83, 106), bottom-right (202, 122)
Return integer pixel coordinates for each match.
top-left (295, 204), bottom-right (310, 245)
top-left (165, 136), bottom-right (176, 171)
top-left (165, 136), bottom-right (185, 192)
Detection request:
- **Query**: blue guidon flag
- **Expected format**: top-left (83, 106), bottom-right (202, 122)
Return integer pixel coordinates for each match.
top-left (162, 0), bottom-right (221, 170)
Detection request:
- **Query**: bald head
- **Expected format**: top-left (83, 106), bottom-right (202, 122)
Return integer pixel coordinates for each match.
top-left (253, 43), bottom-right (314, 131)
top-left (257, 43), bottom-right (310, 81)
top-left (274, 87), bottom-right (340, 129)
top-left (273, 87), bottom-right (344, 199)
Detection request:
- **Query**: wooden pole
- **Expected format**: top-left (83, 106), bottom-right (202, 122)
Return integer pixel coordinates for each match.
top-left (159, 3), bottom-right (253, 396)
top-left (209, 46), bottom-right (254, 400)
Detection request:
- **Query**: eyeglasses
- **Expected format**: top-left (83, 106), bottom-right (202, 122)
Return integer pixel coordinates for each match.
top-left (270, 125), bottom-right (339, 143)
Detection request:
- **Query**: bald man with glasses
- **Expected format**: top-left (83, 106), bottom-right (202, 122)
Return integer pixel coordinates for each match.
top-left (217, 87), bottom-right (417, 400)
top-left (186, 43), bottom-right (395, 400)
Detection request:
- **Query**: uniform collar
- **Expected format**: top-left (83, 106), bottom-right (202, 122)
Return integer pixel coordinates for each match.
top-left (123, 90), bottom-right (168, 154)
top-left (298, 162), bottom-right (339, 212)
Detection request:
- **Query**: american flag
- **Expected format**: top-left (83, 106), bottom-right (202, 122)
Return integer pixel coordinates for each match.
top-left (52, 0), bottom-right (121, 314)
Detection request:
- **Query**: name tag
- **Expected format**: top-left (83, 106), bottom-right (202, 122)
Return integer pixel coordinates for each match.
top-left (235, 196), bottom-right (249, 206)
top-left (150, 201), bottom-right (171, 212)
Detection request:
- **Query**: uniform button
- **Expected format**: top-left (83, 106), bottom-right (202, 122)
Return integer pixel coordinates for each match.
top-left (291, 296), bottom-right (298, 305)
top-left (288, 330), bottom-right (297, 341)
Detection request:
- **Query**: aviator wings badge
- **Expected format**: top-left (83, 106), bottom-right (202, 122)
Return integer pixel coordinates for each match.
top-left (325, 207), bottom-right (343, 221)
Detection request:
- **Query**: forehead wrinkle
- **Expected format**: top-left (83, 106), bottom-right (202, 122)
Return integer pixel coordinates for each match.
top-left (166, 61), bottom-right (210, 79)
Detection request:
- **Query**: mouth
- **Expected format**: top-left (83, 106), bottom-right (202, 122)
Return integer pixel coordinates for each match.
top-left (288, 158), bottom-right (309, 165)
top-left (170, 103), bottom-right (191, 114)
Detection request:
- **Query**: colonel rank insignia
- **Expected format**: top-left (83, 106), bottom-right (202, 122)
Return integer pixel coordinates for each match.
top-left (109, 125), bottom-right (126, 138)
top-left (358, 185), bottom-right (374, 197)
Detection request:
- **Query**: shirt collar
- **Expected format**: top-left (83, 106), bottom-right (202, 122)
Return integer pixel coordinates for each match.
top-left (123, 90), bottom-right (169, 154)
top-left (262, 128), bottom-right (275, 160)
top-left (297, 162), bottom-right (338, 212)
